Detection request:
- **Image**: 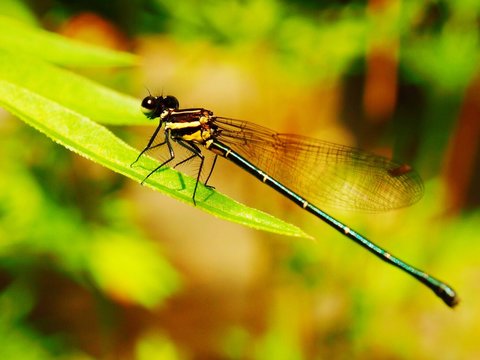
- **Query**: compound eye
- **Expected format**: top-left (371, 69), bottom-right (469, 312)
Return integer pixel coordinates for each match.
top-left (141, 96), bottom-right (158, 117)
top-left (163, 95), bottom-right (179, 110)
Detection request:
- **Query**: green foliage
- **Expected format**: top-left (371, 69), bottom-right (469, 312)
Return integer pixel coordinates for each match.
top-left (0, 0), bottom-right (38, 25)
top-left (0, 280), bottom-right (89, 359)
top-left (0, 16), bottom-right (137, 66)
top-left (0, 122), bottom-right (181, 305)
top-left (153, 0), bottom-right (368, 83)
top-left (0, 50), bottom-right (143, 126)
top-left (0, 20), bottom-right (309, 237)
top-left (0, 10), bottom-right (307, 359)
top-left (1, 1), bottom-right (479, 359)
top-left (401, 2), bottom-right (480, 93)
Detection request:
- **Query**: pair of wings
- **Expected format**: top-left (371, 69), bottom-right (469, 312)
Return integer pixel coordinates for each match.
top-left (209, 116), bottom-right (424, 212)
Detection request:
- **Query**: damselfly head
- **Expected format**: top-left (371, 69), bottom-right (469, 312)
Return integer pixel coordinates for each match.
top-left (141, 95), bottom-right (179, 119)
top-left (163, 95), bottom-right (180, 110)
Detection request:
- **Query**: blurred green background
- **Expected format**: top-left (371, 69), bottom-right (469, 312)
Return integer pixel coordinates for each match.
top-left (1, 0), bottom-right (479, 359)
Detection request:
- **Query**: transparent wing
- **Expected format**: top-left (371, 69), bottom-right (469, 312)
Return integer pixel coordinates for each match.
top-left (212, 116), bottom-right (424, 212)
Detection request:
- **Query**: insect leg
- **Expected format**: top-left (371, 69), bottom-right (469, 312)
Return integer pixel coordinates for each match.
top-left (175, 139), bottom-right (205, 205)
top-left (203, 155), bottom-right (218, 188)
top-left (131, 121), bottom-right (163, 167)
top-left (140, 129), bottom-right (175, 184)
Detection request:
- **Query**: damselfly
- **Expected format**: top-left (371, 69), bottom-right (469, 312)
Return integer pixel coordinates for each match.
top-left (132, 95), bottom-right (459, 308)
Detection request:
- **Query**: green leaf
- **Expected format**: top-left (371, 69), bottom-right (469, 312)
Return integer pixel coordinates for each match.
top-left (0, 0), bottom-right (39, 26)
top-left (0, 15), bottom-right (138, 66)
top-left (0, 50), bottom-right (144, 125)
top-left (0, 79), bottom-right (310, 239)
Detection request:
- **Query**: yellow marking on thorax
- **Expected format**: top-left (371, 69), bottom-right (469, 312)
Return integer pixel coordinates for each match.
top-left (199, 116), bottom-right (210, 124)
top-left (202, 129), bottom-right (213, 141)
top-left (165, 121), bottom-right (201, 130)
top-left (181, 130), bottom-right (204, 143)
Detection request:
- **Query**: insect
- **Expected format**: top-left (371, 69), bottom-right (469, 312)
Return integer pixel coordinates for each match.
top-left (132, 94), bottom-right (459, 307)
